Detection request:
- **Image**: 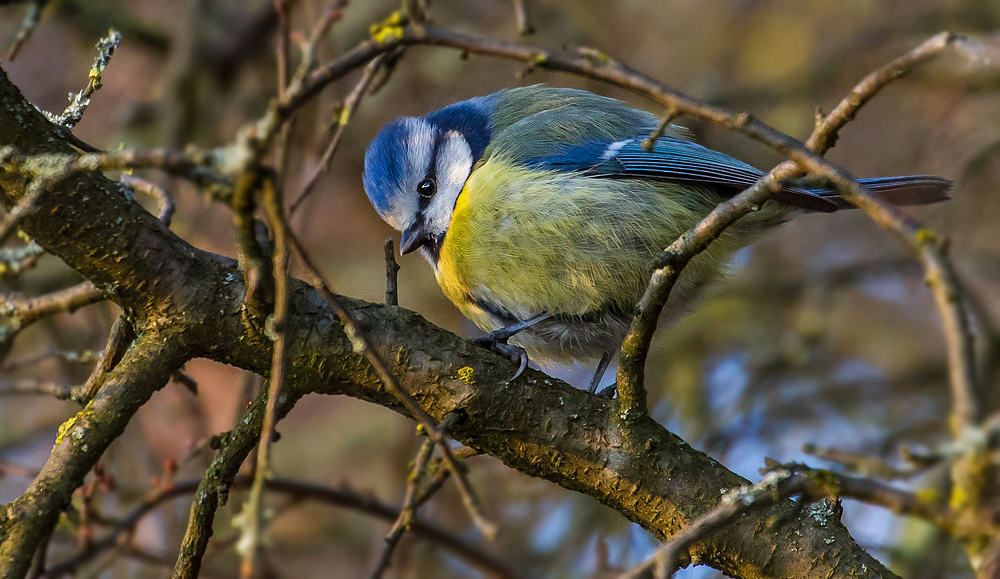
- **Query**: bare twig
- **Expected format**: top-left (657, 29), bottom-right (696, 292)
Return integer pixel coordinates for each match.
top-left (288, 54), bottom-right (386, 216)
top-left (121, 175), bottom-right (175, 225)
top-left (370, 413), bottom-right (461, 579)
top-left (0, 379), bottom-right (75, 401)
top-left (616, 171), bottom-right (793, 417)
top-left (1, 282), bottom-right (104, 354)
top-left (369, 438), bottom-right (435, 579)
top-left (411, 446), bottom-right (481, 509)
top-left (384, 238), bottom-right (399, 306)
top-left (1, 349), bottom-right (99, 373)
top-left (512, 0), bottom-right (534, 35)
top-left (641, 107), bottom-right (680, 151)
top-left (295, 3), bottom-right (345, 79)
top-left (239, 176), bottom-right (291, 579)
top-left (5, 0), bottom-right (47, 60)
top-left (173, 385), bottom-right (303, 579)
top-left (80, 315), bottom-right (135, 402)
top-left (41, 29), bottom-right (121, 128)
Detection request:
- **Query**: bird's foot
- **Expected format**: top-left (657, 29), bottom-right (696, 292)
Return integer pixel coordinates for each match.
top-left (471, 333), bottom-right (529, 380)
top-left (596, 383), bottom-right (617, 399)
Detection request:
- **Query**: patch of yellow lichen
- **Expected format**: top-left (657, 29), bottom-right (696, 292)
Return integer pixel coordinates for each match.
top-left (916, 228), bottom-right (939, 245)
top-left (55, 413), bottom-right (81, 447)
top-left (54, 405), bottom-right (94, 447)
top-left (369, 12), bottom-right (405, 45)
top-left (456, 366), bottom-right (476, 385)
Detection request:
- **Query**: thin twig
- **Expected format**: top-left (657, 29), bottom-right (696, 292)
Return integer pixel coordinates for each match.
top-left (384, 238), bottom-right (399, 306)
top-left (512, 0), bottom-right (534, 35)
top-left (288, 54), bottom-right (385, 216)
top-left (615, 171), bottom-right (793, 417)
top-left (41, 28), bottom-right (121, 128)
top-left (293, 1), bottom-right (345, 80)
top-left (370, 412), bottom-right (461, 579)
top-left (121, 175), bottom-right (175, 225)
top-left (1, 349), bottom-right (100, 374)
top-left (641, 107), bottom-right (679, 151)
top-left (80, 315), bottom-right (135, 402)
top-left (239, 176), bottom-right (291, 579)
top-left (368, 438), bottom-right (435, 579)
top-left (0, 380), bottom-right (75, 400)
top-left (6, 0), bottom-right (47, 60)
top-left (0, 282), bottom-right (103, 328)
top-left (411, 446), bottom-right (481, 509)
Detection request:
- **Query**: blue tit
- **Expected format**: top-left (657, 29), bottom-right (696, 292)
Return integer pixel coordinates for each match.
top-left (362, 85), bottom-right (950, 392)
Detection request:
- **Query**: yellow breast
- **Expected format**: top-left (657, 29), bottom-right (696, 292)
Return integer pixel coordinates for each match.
top-left (433, 155), bottom-right (721, 337)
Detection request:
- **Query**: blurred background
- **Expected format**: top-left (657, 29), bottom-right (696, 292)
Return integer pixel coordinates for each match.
top-left (2, 0), bottom-right (1000, 577)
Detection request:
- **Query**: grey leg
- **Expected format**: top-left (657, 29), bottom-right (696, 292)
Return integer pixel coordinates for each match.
top-left (587, 350), bottom-right (613, 394)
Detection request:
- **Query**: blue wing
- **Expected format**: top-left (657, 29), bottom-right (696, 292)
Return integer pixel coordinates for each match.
top-left (528, 137), bottom-right (845, 212)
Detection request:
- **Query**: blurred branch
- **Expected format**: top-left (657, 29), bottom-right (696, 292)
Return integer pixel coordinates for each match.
top-left (0, 282), bottom-right (104, 355)
top-left (4, 0), bottom-right (47, 61)
top-left (0, 379), bottom-right (74, 401)
top-left (47, 475), bottom-right (526, 579)
top-left (803, 443), bottom-right (927, 480)
top-left (1, 349), bottom-right (99, 374)
top-left (0, 241), bottom-right (44, 279)
top-left (512, 0), bottom-right (534, 35)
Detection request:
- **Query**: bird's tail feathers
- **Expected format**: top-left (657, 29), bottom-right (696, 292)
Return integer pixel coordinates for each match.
top-left (780, 175), bottom-right (952, 212)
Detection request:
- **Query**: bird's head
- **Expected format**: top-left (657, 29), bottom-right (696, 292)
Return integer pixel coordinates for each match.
top-left (363, 99), bottom-right (492, 257)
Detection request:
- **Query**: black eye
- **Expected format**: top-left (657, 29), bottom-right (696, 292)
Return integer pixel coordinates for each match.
top-left (417, 178), bottom-right (437, 198)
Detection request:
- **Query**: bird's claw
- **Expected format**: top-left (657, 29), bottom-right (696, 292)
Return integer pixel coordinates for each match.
top-left (471, 335), bottom-right (529, 380)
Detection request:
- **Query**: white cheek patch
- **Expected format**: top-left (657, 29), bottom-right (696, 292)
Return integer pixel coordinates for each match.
top-left (423, 131), bottom-right (474, 236)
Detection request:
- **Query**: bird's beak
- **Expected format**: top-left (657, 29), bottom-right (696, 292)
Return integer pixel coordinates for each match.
top-left (399, 222), bottom-right (427, 255)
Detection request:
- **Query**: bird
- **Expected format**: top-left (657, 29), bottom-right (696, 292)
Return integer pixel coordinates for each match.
top-left (362, 85), bottom-right (951, 394)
